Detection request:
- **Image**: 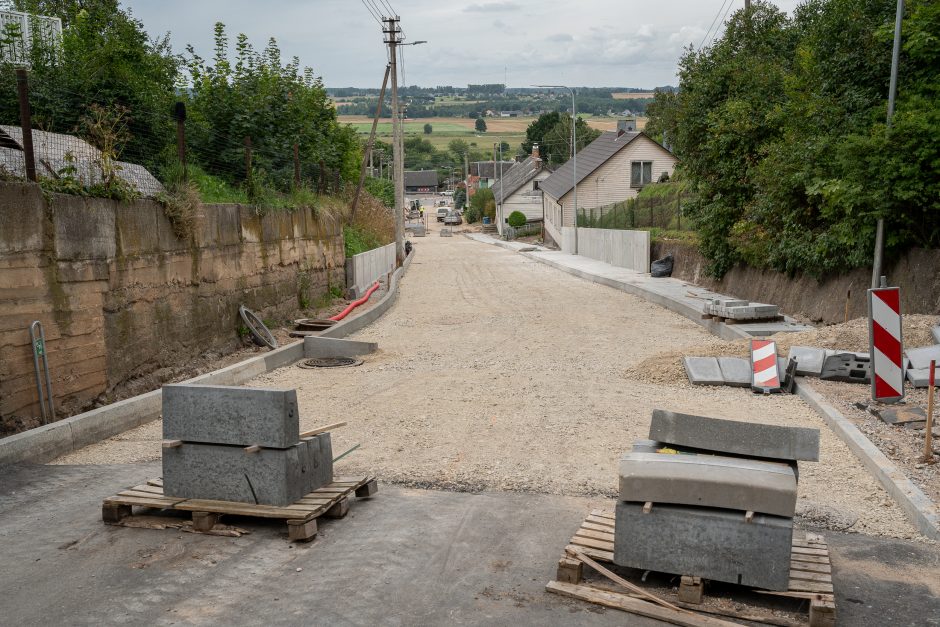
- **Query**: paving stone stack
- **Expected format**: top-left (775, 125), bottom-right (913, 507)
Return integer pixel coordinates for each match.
top-left (161, 384), bottom-right (333, 506)
top-left (703, 298), bottom-right (780, 321)
top-left (614, 409), bottom-right (820, 592)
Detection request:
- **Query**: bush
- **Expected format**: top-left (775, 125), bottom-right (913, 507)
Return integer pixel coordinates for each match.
top-left (507, 211), bottom-right (527, 228)
top-left (463, 205), bottom-right (480, 223)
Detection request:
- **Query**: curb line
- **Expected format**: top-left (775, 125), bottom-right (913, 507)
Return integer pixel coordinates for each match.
top-left (0, 249), bottom-right (415, 467)
top-left (795, 380), bottom-right (939, 541)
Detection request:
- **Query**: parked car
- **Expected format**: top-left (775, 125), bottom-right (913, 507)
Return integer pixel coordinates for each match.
top-left (436, 206), bottom-right (448, 222)
top-left (444, 210), bottom-right (462, 226)
top-left (442, 190), bottom-right (454, 197)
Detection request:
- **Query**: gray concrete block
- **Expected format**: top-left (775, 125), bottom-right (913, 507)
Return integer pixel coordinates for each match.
top-left (162, 384), bottom-right (299, 449)
top-left (787, 346), bottom-right (826, 377)
top-left (717, 357), bottom-right (751, 387)
top-left (682, 357), bottom-right (724, 386)
top-left (906, 368), bottom-right (940, 388)
top-left (630, 439), bottom-right (662, 453)
top-left (905, 345), bottom-right (940, 370)
top-left (649, 409), bottom-right (820, 462)
top-left (301, 433), bottom-right (334, 492)
top-left (932, 326), bottom-right (940, 345)
top-left (614, 501), bottom-right (793, 591)
top-left (618, 452), bottom-right (797, 517)
top-left (303, 336), bottom-right (378, 359)
top-left (163, 441), bottom-right (314, 506)
top-left (820, 353), bottom-right (871, 384)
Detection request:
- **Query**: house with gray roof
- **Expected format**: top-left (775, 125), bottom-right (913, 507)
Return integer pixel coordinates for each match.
top-left (540, 121), bottom-right (677, 251)
top-left (491, 144), bottom-right (552, 235)
top-left (404, 169), bottom-right (439, 193)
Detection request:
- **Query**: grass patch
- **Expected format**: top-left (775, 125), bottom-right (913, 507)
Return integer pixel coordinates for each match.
top-left (187, 165), bottom-right (249, 204)
top-left (344, 223), bottom-right (385, 257)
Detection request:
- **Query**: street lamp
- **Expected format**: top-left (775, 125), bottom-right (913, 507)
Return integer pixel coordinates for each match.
top-left (534, 84), bottom-right (577, 254)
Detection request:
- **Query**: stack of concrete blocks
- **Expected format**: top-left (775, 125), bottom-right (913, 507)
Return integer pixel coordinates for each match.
top-left (703, 298), bottom-right (780, 321)
top-left (615, 409), bottom-right (820, 592)
top-left (904, 344), bottom-right (940, 388)
top-left (162, 384), bottom-right (333, 506)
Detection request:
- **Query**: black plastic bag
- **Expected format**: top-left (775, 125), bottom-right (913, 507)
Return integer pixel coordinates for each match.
top-left (650, 254), bottom-right (673, 278)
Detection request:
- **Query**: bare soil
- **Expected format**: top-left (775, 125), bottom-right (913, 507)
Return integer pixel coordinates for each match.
top-left (54, 220), bottom-right (929, 541)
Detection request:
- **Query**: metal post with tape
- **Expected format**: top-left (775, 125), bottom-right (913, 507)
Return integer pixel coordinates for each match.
top-left (750, 339), bottom-right (781, 394)
top-left (868, 284), bottom-right (904, 403)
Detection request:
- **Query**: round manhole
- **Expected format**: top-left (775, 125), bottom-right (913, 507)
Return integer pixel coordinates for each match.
top-left (298, 356), bottom-right (363, 369)
top-left (294, 318), bottom-right (337, 331)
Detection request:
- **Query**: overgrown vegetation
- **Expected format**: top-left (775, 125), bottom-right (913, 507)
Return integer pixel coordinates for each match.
top-left (577, 179), bottom-right (693, 231)
top-left (340, 190), bottom-right (395, 257)
top-left (646, 0), bottom-right (940, 278)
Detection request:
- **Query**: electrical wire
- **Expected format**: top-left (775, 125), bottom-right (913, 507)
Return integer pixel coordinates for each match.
top-left (708, 0), bottom-right (738, 48)
top-left (378, 0), bottom-right (397, 17)
top-left (360, 0), bottom-right (382, 23)
top-left (698, 0), bottom-right (731, 50)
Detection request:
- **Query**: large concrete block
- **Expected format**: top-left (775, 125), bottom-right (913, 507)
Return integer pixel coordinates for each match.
top-left (301, 433), bottom-right (334, 492)
top-left (163, 441), bottom-right (315, 506)
top-left (932, 326), bottom-right (940, 345)
top-left (717, 357), bottom-right (750, 387)
top-left (906, 368), bottom-right (940, 388)
top-left (905, 345), bottom-right (940, 370)
top-left (649, 409), bottom-right (820, 462)
top-left (303, 336), bottom-right (377, 359)
top-left (614, 501), bottom-right (793, 591)
top-left (787, 346), bottom-right (826, 377)
top-left (162, 384), bottom-right (299, 449)
top-left (682, 357), bottom-right (724, 386)
top-left (618, 452), bottom-right (797, 517)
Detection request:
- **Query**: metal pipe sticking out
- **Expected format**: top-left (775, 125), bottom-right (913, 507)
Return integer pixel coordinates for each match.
top-left (29, 321), bottom-right (54, 424)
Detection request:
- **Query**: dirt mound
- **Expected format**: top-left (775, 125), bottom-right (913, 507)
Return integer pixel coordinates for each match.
top-left (625, 314), bottom-right (939, 387)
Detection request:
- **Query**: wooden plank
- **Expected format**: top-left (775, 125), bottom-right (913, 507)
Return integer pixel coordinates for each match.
top-left (174, 500), bottom-right (315, 519)
top-left (104, 495), bottom-right (184, 508)
top-left (791, 546), bottom-right (828, 557)
top-left (574, 528), bottom-right (615, 542)
top-left (118, 489), bottom-right (169, 499)
top-left (788, 571), bottom-right (832, 583)
top-left (791, 561), bottom-right (831, 574)
top-left (788, 579), bottom-right (834, 594)
top-left (761, 590), bottom-right (834, 601)
top-left (790, 553), bottom-right (830, 565)
top-left (792, 539), bottom-right (828, 549)
top-left (147, 478), bottom-right (164, 487)
top-left (581, 521), bottom-right (615, 533)
top-left (545, 581), bottom-right (740, 627)
top-left (299, 421), bottom-right (347, 438)
top-left (571, 534), bottom-right (616, 552)
top-left (127, 484), bottom-right (164, 495)
top-left (590, 509), bottom-right (615, 520)
top-left (809, 597), bottom-right (836, 627)
top-left (565, 544), bottom-right (614, 563)
top-left (585, 514), bottom-right (616, 528)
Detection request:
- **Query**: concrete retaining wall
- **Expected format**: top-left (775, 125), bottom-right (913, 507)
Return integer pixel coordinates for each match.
top-left (346, 243), bottom-right (395, 292)
top-left (0, 182), bottom-right (344, 433)
top-left (576, 228), bottom-right (650, 273)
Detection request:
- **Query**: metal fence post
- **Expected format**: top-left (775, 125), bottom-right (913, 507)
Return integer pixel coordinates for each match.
top-left (244, 136), bottom-right (252, 181)
top-left (293, 143), bottom-right (300, 189)
top-left (15, 68), bottom-right (36, 182)
top-left (174, 101), bottom-right (187, 180)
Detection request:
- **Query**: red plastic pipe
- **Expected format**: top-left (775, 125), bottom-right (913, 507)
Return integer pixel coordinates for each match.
top-left (329, 281), bottom-right (381, 321)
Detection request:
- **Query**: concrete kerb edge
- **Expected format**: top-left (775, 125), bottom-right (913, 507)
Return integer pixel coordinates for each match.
top-left (795, 380), bottom-right (940, 541)
top-left (466, 234), bottom-right (940, 541)
top-left (0, 249), bottom-right (415, 466)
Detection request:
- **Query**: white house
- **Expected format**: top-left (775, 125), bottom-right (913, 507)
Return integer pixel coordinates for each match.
top-left (540, 121), bottom-right (677, 251)
top-left (492, 144), bottom-right (552, 235)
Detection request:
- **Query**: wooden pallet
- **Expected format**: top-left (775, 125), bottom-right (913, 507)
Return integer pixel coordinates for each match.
top-left (549, 509), bottom-right (836, 627)
top-left (102, 476), bottom-right (377, 542)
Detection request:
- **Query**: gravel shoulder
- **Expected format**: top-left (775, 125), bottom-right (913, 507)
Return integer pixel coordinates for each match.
top-left (52, 222), bottom-right (925, 540)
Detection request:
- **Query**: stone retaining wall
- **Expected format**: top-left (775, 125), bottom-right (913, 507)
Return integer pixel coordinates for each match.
top-left (0, 183), bottom-right (343, 432)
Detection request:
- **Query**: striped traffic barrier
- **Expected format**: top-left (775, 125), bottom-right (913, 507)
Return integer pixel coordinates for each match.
top-left (868, 286), bottom-right (905, 402)
top-left (750, 339), bottom-right (781, 393)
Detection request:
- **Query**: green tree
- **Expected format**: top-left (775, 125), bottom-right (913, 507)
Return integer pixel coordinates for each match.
top-left (541, 116), bottom-right (601, 166)
top-left (423, 123), bottom-right (432, 134)
top-left (475, 117), bottom-right (487, 132)
top-left (448, 138), bottom-right (470, 163)
top-left (521, 111), bottom-right (560, 155)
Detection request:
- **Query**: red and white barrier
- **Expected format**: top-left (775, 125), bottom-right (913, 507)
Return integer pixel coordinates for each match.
top-left (868, 286), bottom-right (904, 402)
top-left (750, 339), bottom-right (781, 392)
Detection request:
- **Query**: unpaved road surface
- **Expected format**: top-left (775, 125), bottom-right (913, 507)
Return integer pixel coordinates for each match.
top-left (56, 220), bottom-right (922, 539)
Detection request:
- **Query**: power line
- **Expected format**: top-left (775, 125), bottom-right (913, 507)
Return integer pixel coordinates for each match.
top-left (698, 0), bottom-right (732, 50)
top-left (378, 0), bottom-right (397, 17)
top-left (360, 0), bottom-right (382, 23)
top-left (709, 0), bottom-right (737, 47)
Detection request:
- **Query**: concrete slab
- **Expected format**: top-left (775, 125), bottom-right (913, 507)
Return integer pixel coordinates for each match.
top-left (820, 353), bottom-right (871, 384)
top-left (906, 368), bottom-right (940, 388)
top-left (932, 326), bottom-right (940, 344)
top-left (618, 452), bottom-right (797, 517)
top-left (872, 406), bottom-right (927, 426)
top-left (649, 409), bottom-right (820, 462)
top-left (162, 440), bottom-right (331, 506)
top-left (162, 384), bottom-right (299, 449)
top-left (682, 356), bottom-right (724, 386)
top-left (303, 336), bottom-right (377, 359)
top-left (614, 501), bottom-right (793, 591)
top-left (717, 357), bottom-right (751, 387)
top-left (905, 345), bottom-right (940, 370)
top-left (787, 346), bottom-right (826, 377)
top-left (301, 433), bottom-right (333, 491)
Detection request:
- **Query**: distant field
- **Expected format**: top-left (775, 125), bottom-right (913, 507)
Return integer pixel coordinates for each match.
top-left (337, 115), bottom-right (643, 134)
top-left (612, 92), bottom-right (657, 99)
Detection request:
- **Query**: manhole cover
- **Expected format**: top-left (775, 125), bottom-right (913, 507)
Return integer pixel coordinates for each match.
top-left (294, 318), bottom-right (337, 331)
top-left (298, 356), bottom-right (363, 369)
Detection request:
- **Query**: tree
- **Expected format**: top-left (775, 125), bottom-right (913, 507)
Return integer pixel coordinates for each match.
top-left (541, 116), bottom-right (601, 166)
top-left (499, 141), bottom-right (511, 153)
top-left (475, 117), bottom-right (487, 133)
top-left (453, 187), bottom-right (466, 210)
top-left (521, 111), bottom-right (560, 156)
top-left (448, 139), bottom-right (470, 163)
top-left (423, 123), bottom-right (433, 134)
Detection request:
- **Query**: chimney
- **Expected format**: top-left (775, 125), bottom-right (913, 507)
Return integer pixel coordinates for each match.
top-left (616, 117), bottom-right (637, 136)
top-left (531, 142), bottom-right (540, 160)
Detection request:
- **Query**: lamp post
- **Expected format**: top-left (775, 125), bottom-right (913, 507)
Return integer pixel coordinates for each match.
top-left (534, 84), bottom-right (577, 254)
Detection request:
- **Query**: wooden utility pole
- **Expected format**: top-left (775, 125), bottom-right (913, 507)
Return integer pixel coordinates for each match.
top-left (384, 16), bottom-right (405, 264)
top-left (351, 63), bottom-right (391, 217)
top-left (293, 143), bottom-right (300, 189)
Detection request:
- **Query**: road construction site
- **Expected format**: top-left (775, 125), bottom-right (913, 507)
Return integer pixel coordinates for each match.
top-left (6, 213), bottom-right (939, 626)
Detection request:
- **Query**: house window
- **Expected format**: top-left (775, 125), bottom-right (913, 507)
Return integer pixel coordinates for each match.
top-left (631, 161), bottom-right (653, 188)
top-left (533, 180), bottom-right (540, 190)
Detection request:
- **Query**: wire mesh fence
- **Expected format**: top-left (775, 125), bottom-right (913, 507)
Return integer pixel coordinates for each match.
top-left (576, 186), bottom-right (691, 231)
top-left (0, 68), bottom-right (348, 205)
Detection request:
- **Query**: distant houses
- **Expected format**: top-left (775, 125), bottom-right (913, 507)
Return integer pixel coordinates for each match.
top-left (492, 144), bottom-right (551, 235)
top-left (539, 121), bottom-right (677, 250)
top-left (468, 161), bottom-right (516, 190)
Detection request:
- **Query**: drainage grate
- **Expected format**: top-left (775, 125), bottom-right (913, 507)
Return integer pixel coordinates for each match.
top-left (298, 356), bottom-right (363, 369)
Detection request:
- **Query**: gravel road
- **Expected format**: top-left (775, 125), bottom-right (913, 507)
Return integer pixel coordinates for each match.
top-left (53, 219), bottom-right (922, 539)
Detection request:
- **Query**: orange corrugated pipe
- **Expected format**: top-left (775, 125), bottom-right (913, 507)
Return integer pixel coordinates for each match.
top-left (329, 281), bottom-right (381, 321)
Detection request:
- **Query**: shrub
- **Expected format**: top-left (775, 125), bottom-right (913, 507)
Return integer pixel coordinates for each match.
top-left (507, 211), bottom-right (526, 228)
top-left (462, 205), bottom-right (480, 223)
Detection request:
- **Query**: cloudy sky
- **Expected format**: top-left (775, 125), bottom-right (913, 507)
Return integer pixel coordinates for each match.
top-left (122, 0), bottom-right (802, 88)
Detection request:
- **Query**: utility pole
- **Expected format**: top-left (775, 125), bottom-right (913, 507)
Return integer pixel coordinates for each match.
top-left (744, 0), bottom-right (750, 11)
top-left (384, 16), bottom-right (405, 264)
top-left (871, 0), bottom-right (904, 289)
top-left (351, 63), bottom-right (390, 217)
